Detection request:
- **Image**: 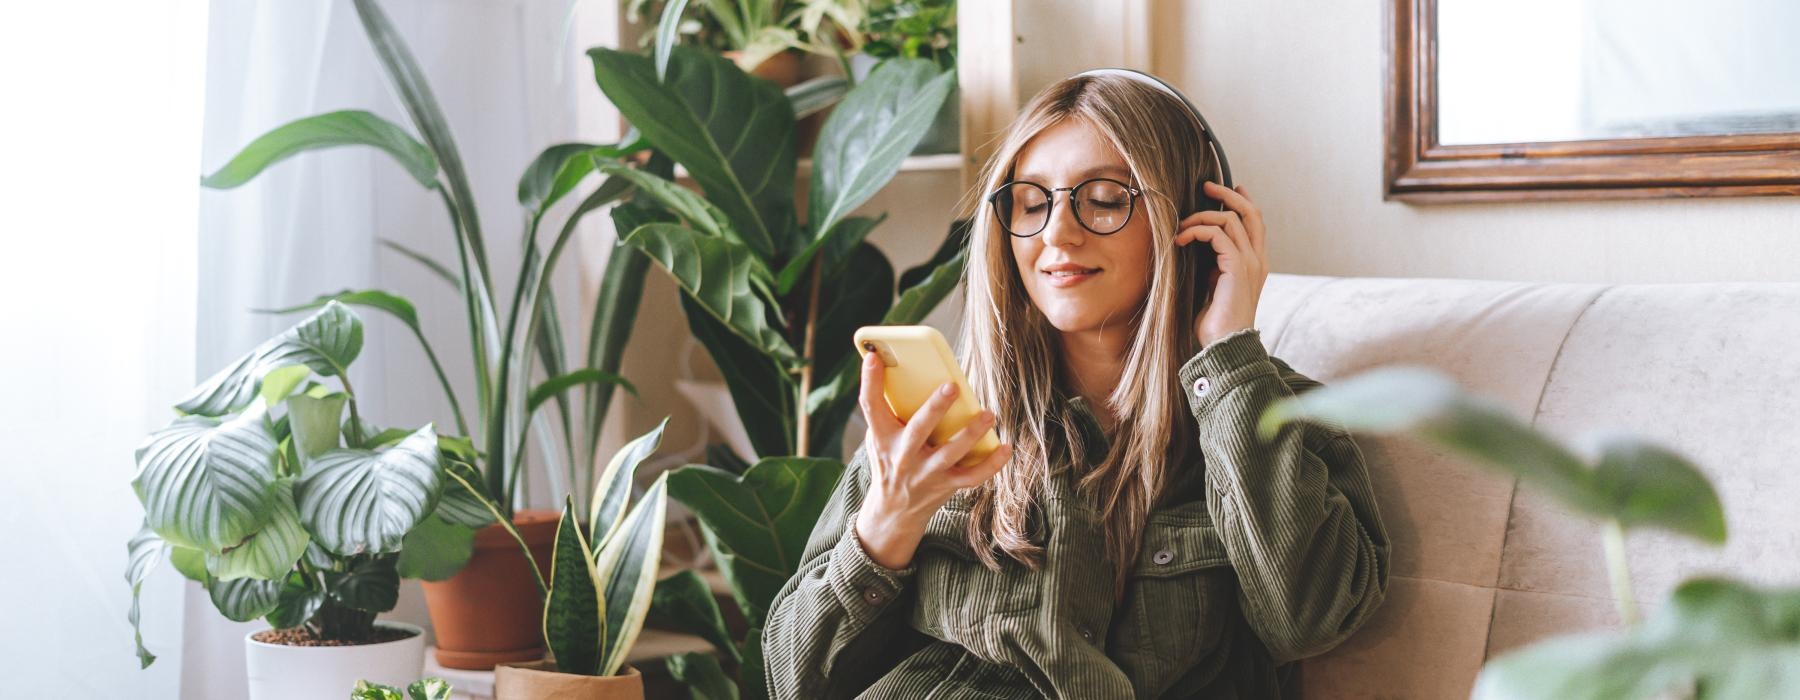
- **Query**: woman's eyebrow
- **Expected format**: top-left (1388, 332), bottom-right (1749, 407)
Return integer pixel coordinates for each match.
top-left (1016, 164), bottom-right (1132, 182)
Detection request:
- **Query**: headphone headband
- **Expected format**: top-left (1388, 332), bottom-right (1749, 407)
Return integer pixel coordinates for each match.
top-left (1072, 67), bottom-right (1232, 211)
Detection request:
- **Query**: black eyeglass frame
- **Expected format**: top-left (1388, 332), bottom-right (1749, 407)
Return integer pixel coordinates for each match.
top-left (985, 176), bottom-right (1145, 238)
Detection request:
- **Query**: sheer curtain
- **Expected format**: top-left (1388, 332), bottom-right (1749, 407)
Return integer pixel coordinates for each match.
top-left (0, 1), bottom-right (207, 696)
top-left (185, 0), bottom-right (598, 696)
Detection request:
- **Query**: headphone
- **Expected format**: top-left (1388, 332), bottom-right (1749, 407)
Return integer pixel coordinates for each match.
top-left (1072, 68), bottom-right (1233, 214)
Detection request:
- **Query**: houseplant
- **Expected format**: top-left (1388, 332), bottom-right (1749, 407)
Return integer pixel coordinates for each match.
top-left (1260, 366), bottom-right (1800, 699)
top-left (200, 0), bottom-right (649, 668)
top-left (625, 0), bottom-right (855, 81)
top-left (853, 0), bottom-right (958, 153)
top-left (584, 44), bottom-right (964, 696)
top-left (353, 677), bottom-right (453, 700)
top-left (125, 302), bottom-right (461, 699)
top-left (467, 421), bottom-right (676, 699)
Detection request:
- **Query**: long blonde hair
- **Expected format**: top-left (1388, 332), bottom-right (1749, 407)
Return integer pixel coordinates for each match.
top-left (955, 72), bottom-right (1220, 595)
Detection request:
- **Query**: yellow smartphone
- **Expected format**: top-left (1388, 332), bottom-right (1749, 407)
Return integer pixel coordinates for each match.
top-left (853, 325), bottom-right (1001, 468)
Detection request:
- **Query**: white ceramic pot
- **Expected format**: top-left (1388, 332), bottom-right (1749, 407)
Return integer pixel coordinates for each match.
top-left (244, 621), bottom-right (426, 700)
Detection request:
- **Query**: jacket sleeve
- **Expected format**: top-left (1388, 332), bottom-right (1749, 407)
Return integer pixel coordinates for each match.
top-left (762, 443), bottom-right (919, 698)
top-left (1179, 327), bottom-right (1392, 664)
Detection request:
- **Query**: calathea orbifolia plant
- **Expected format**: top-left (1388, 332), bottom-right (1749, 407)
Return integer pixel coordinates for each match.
top-left (1261, 367), bottom-right (1800, 700)
top-left (126, 302), bottom-right (478, 665)
top-left (198, 0), bottom-right (649, 579)
top-left (583, 45), bottom-right (964, 697)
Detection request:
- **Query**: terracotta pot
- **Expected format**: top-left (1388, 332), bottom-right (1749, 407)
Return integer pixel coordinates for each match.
top-left (724, 48), bottom-right (803, 88)
top-left (421, 509), bottom-right (558, 670)
top-left (494, 660), bottom-right (645, 700)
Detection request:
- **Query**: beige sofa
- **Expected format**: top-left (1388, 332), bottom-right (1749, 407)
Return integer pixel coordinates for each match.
top-left (1246, 272), bottom-right (1800, 698)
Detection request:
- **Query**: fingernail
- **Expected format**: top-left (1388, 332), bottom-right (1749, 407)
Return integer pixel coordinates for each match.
top-left (940, 382), bottom-right (957, 397)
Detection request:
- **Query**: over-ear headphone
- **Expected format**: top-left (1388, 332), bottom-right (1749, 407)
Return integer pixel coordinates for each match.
top-left (1072, 68), bottom-right (1233, 214)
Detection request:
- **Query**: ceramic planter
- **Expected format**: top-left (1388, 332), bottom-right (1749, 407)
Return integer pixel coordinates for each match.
top-left (421, 509), bottom-right (559, 669)
top-left (243, 621), bottom-right (424, 700)
top-left (493, 660), bottom-right (645, 700)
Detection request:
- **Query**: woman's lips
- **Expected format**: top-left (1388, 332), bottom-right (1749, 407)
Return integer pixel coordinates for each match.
top-left (1041, 268), bottom-right (1101, 288)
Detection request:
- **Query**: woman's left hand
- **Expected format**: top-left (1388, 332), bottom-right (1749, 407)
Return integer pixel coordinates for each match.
top-left (1175, 181), bottom-right (1268, 347)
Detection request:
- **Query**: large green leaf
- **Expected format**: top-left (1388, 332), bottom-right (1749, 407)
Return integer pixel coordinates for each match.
top-left (265, 571), bottom-right (324, 629)
top-left (596, 162), bottom-right (731, 239)
top-left (584, 200), bottom-right (661, 471)
top-left (811, 242), bottom-right (895, 406)
top-left (596, 475), bottom-right (670, 676)
top-left (680, 293), bottom-right (795, 459)
top-left (625, 223), bottom-right (797, 364)
top-left (208, 575), bottom-right (283, 622)
top-left (1588, 435), bottom-right (1727, 544)
top-left (544, 497), bottom-right (605, 676)
top-left (590, 418), bottom-right (670, 546)
top-left (807, 59), bottom-right (956, 255)
top-left (897, 217), bottom-right (971, 292)
top-left (286, 392), bottom-right (347, 461)
top-left (739, 626), bottom-right (768, 700)
top-left (177, 301), bottom-right (363, 417)
top-left (134, 412), bottom-right (279, 553)
top-left (295, 425), bottom-right (442, 556)
top-left (667, 458), bottom-right (845, 626)
top-left (1474, 577), bottom-right (1800, 700)
top-left (885, 249), bottom-right (966, 325)
top-left (260, 290), bottom-right (466, 435)
top-left (665, 652), bottom-right (738, 700)
top-left (325, 555), bottom-right (401, 613)
top-left (1258, 366), bottom-right (1726, 542)
top-left (589, 46), bottom-right (794, 260)
top-left (650, 569), bottom-right (737, 662)
top-left (787, 75), bottom-right (848, 119)
top-left (200, 109), bottom-right (436, 189)
top-left (518, 140), bottom-right (646, 213)
top-left (435, 457), bottom-right (495, 529)
top-left (207, 479), bottom-right (310, 581)
top-left (396, 515), bottom-right (476, 581)
top-left (775, 214), bottom-right (886, 294)
top-left (126, 524), bottom-right (167, 667)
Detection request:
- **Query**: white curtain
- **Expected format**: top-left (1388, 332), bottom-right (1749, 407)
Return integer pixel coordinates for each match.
top-left (184, 0), bottom-right (597, 697)
top-left (0, 1), bottom-right (207, 696)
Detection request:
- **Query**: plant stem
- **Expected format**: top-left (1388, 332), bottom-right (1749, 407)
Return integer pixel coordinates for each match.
top-left (796, 257), bottom-right (824, 457)
top-left (446, 466), bottom-right (548, 599)
top-left (332, 360), bottom-right (367, 447)
top-left (1602, 519), bottom-right (1639, 625)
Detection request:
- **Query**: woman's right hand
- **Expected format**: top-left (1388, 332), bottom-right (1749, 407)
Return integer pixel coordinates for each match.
top-left (852, 349), bottom-right (1014, 570)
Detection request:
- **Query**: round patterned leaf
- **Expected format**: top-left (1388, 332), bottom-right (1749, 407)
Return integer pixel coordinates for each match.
top-left (133, 412), bottom-right (279, 553)
top-left (296, 425), bottom-right (441, 556)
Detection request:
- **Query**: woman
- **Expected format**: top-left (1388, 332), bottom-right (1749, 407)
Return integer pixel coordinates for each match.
top-left (763, 71), bottom-right (1391, 699)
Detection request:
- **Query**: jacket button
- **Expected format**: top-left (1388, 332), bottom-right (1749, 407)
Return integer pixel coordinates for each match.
top-left (1078, 625), bottom-right (1094, 642)
top-left (1153, 549), bottom-right (1175, 565)
top-left (862, 587), bottom-right (887, 605)
top-left (1192, 377), bottom-right (1210, 396)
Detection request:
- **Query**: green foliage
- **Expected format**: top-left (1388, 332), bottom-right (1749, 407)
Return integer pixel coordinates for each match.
top-left (352, 677), bottom-right (454, 700)
top-left (860, 0), bottom-right (957, 70)
top-left (1261, 365), bottom-right (1789, 698)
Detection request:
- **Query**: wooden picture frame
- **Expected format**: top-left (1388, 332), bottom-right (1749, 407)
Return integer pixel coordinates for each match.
top-left (1384, 0), bottom-right (1800, 203)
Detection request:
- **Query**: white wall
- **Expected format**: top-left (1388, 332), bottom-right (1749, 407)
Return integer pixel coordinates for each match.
top-left (1149, 0), bottom-right (1800, 284)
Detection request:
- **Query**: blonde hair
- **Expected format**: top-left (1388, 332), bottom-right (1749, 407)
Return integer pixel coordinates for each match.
top-left (954, 72), bottom-right (1221, 595)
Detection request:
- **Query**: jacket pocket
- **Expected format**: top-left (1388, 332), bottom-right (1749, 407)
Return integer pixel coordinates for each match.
top-left (1112, 501), bottom-right (1235, 687)
top-left (909, 505), bottom-right (1041, 634)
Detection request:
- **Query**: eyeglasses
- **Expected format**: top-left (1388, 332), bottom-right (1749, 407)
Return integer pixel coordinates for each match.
top-left (986, 177), bottom-right (1143, 237)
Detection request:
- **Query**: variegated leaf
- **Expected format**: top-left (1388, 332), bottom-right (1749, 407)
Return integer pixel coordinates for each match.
top-left (208, 575), bottom-right (283, 622)
top-left (295, 425), bottom-right (441, 556)
top-left (126, 523), bottom-right (167, 667)
top-left (595, 475), bottom-right (669, 676)
top-left (206, 479), bottom-right (309, 581)
top-left (177, 301), bottom-right (363, 417)
top-left (544, 497), bottom-right (605, 676)
top-left (590, 417), bottom-right (670, 546)
top-left (133, 411), bottom-right (279, 553)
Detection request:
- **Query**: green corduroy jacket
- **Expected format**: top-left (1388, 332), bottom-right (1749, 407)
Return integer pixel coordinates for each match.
top-left (763, 327), bottom-right (1392, 698)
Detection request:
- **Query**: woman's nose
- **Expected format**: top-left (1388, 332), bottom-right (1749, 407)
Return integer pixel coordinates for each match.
top-left (1040, 195), bottom-right (1087, 248)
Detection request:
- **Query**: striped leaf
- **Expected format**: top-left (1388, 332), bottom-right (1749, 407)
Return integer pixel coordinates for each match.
top-left (434, 458), bottom-right (495, 528)
top-left (133, 412), bottom-right (279, 553)
top-left (126, 523), bottom-right (167, 668)
top-left (208, 575), bottom-right (283, 622)
top-left (207, 479), bottom-right (310, 581)
top-left (595, 475), bottom-right (669, 676)
top-left (590, 417), bottom-right (670, 546)
top-left (623, 223), bottom-right (796, 365)
top-left (169, 545), bottom-right (207, 582)
top-left (544, 497), bottom-right (605, 676)
top-left (177, 301), bottom-right (363, 417)
top-left (295, 425), bottom-right (441, 556)
top-left (325, 556), bottom-right (400, 613)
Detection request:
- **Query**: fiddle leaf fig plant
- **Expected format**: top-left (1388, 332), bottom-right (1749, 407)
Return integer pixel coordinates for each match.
top-left (127, 302), bottom-right (463, 667)
top-left (587, 44), bottom-right (961, 698)
top-left (1260, 365), bottom-right (1798, 700)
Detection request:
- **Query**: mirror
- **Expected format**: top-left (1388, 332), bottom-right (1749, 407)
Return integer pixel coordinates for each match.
top-left (1386, 0), bottom-right (1800, 202)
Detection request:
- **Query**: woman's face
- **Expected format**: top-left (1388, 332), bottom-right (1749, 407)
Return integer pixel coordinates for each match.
top-left (1006, 117), bottom-right (1154, 335)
